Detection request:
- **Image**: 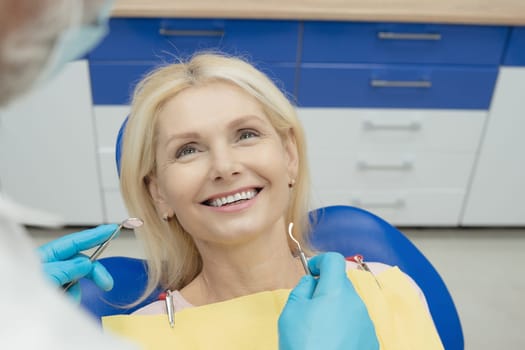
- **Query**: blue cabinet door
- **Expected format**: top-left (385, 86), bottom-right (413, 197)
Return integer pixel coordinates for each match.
top-left (89, 18), bottom-right (300, 104)
top-left (298, 64), bottom-right (498, 109)
top-left (302, 22), bottom-right (508, 65)
top-left (89, 18), bottom-right (299, 63)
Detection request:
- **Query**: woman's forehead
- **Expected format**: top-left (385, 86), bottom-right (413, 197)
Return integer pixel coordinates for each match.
top-left (157, 82), bottom-right (269, 130)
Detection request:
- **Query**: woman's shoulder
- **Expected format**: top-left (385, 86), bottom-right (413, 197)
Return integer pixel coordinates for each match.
top-left (132, 300), bottom-right (165, 315)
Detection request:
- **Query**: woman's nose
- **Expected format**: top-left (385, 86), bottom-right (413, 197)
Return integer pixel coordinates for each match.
top-left (208, 148), bottom-right (241, 182)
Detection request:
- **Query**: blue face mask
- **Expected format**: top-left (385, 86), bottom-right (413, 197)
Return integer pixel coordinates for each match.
top-left (38, 0), bottom-right (113, 82)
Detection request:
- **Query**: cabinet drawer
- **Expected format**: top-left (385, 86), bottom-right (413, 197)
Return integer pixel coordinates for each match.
top-left (302, 22), bottom-right (508, 65)
top-left (311, 189), bottom-right (465, 226)
top-left (90, 62), bottom-right (296, 105)
top-left (89, 18), bottom-right (300, 105)
top-left (89, 18), bottom-right (299, 63)
top-left (314, 189), bottom-right (464, 226)
top-left (308, 151), bottom-right (476, 190)
top-left (298, 108), bottom-right (485, 153)
top-left (298, 64), bottom-right (497, 108)
top-left (503, 27), bottom-right (525, 66)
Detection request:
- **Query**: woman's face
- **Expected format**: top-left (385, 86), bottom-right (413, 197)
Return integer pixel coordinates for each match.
top-left (149, 81), bottom-right (298, 247)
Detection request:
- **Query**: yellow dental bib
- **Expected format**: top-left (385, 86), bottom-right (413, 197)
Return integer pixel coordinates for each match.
top-left (102, 267), bottom-right (443, 350)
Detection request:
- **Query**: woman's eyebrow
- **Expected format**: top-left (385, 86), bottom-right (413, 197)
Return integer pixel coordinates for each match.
top-left (228, 114), bottom-right (266, 128)
top-left (164, 131), bottom-right (200, 148)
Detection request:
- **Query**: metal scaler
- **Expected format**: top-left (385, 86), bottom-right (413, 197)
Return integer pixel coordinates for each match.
top-left (288, 222), bottom-right (312, 276)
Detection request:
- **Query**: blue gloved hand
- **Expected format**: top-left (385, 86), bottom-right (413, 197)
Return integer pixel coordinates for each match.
top-left (278, 252), bottom-right (379, 350)
top-left (37, 224), bottom-right (119, 302)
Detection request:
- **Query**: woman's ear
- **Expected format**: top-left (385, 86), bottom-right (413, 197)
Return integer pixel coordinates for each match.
top-left (147, 175), bottom-right (171, 214)
top-left (284, 128), bottom-right (299, 182)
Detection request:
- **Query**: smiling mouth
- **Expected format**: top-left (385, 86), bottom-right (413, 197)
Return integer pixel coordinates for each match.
top-left (203, 188), bottom-right (262, 208)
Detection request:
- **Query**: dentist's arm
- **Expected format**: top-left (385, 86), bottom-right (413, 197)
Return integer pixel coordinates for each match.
top-left (278, 252), bottom-right (379, 350)
top-left (37, 224), bottom-right (119, 302)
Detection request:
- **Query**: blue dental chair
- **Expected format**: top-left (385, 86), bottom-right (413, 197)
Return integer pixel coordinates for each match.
top-left (79, 205), bottom-right (463, 350)
top-left (79, 256), bottom-right (162, 318)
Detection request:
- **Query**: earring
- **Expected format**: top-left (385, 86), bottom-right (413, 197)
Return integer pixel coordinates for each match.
top-left (162, 213), bottom-right (171, 222)
top-left (288, 179), bottom-right (296, 188)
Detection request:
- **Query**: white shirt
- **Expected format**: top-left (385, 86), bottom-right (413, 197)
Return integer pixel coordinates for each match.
top-left (0, 195), bottom-right (138, 349)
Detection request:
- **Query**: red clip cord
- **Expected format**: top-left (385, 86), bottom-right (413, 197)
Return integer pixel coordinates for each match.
top-left (345, 254), bottom-right (364, 263)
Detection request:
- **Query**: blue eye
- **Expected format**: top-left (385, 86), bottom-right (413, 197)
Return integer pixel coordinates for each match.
top-left (239, 129), bottom-right (259, 140)
top-left (176, 144), bottom-right (198, 159)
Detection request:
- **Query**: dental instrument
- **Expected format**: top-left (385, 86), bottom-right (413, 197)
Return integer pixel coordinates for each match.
top-left (62, 217), bottom-right (143, 292)
top-left (165, 290), bottom-right (175, 328)
top-left (349, 254), bottom-right (382, 289)
top-left (287, 223), bottom-right (312, 276)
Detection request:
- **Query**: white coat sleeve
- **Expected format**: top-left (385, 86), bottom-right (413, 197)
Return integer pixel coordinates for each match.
top-left (0, 200), bottom-right (138, 350)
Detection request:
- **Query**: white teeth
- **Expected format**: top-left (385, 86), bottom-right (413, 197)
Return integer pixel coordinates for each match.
top-left (209, 190), bottom-right (258, 207)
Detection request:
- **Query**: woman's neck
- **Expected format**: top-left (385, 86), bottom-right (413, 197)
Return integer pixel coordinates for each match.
top-left (180, 228), bottom-right (305, 306)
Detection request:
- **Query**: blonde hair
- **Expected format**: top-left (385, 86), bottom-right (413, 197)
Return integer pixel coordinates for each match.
top-left (120, 53), bottom-right (313, 302)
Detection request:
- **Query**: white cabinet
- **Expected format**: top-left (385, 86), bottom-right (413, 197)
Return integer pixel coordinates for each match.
top-left (93, 106), bottom-right (130, 223)
top-left (462, 67), bottom-right (525, 226)
top-left (299, 108), bottom-right (487, 226)
top-left (0, 61), bottom-right (104, 224)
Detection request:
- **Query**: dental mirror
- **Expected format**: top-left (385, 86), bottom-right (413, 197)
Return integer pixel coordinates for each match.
top-left (62, 217), bottom-right (143, 291)
top-left (88, 217), bottom-right (144, 262)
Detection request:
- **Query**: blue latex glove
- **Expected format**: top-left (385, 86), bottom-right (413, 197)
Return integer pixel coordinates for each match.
top-left (37, 224), bottom-right (119, 302)
top-left (278, 252), bottom-right (379, 350)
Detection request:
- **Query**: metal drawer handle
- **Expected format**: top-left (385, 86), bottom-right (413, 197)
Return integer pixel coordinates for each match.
top-left (353, 198), bottom-right (406, 209)
top-left (370, 79), bottom-right (432, 88)
top-left (357, 159), bottom-right (414, 171)
top-left (363, 120), bottom-right (421, 131)
top-left (378, 32), bottom-right (442, 41)
top-left (159, 29), bottom-right (225, 37)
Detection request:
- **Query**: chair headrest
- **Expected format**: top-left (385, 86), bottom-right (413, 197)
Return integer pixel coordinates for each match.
top-left (115, 116), bottom-right (129, 177)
